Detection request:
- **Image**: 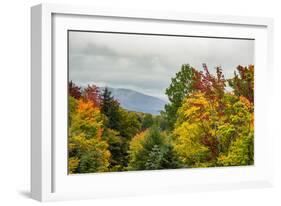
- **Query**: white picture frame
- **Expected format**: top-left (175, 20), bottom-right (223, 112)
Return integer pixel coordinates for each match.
top-left (31, 3), bottom-right (274, 202)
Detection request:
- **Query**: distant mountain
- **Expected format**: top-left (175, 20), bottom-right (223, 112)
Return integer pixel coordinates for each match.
top-left (102, 87), bottom-right (167, 115)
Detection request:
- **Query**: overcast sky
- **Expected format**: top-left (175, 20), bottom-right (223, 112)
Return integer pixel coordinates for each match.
top-left (69, 31), bottom-right (254, 101)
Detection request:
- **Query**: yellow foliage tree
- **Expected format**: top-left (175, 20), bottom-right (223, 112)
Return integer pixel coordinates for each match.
top-left (127, 130), bottom-right (148, 169)
top-left (173, 91), bottom-right (254, 168)
top-left (68, 99), bottom-right (111, 173)
top-left (173, 92), bottom-right (217, 167)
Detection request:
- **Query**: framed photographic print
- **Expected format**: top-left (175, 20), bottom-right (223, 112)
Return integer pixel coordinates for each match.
top-left (31, 3), bottom-right (274, 201)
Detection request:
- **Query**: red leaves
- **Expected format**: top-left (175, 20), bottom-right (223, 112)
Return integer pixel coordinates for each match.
top-left (192, 64), bottom-right (226, 101)
top-left (83, 85), bottom-right (101, 108)
top-left (69, 81), bottom-right (102, 109)
top-left (69, 81), bottom-right (81, 99)
top-left (228, 65), bottom-right (254, 103)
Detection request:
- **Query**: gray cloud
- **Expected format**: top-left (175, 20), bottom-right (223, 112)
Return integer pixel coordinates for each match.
top-left (69, 31), bottom-right (254, 101)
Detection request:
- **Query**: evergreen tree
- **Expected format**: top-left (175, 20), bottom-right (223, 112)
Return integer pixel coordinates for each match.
top-left (100, 87), bottom-right (121, 130)
top-left (128, 127), bottom-right (182, 170)
top-left (100, 87), bottom-right (141, 169)
top-left (102, 128), bottom-right (127, 171)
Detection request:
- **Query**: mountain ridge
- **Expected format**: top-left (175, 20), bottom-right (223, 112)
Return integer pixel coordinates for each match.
top-left (101, 87), bottom-right (167, 115)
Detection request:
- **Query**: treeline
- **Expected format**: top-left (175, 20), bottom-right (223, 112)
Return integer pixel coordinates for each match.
top-left (68, 64), bottom-right (254, 174)
top-left (68, 84), bottom-right (168, 173)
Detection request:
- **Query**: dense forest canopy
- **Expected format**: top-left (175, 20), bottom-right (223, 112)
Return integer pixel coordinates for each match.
top-left (68, 64), bottom-right (254, 174)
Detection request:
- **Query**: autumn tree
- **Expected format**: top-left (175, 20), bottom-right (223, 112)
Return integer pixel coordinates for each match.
top-left (173, 92), bottom-right (254, 168)
top-left (69, 80), bottom-right (81, 99)
top-left (173, 92), bottom-right (216, 167)
top-left (217, 131), bottom-right (254, 166)
top-left (70, 99), bottom-right (103, 138)
top-left (82, 84), bottom-right (101, 108)
top-left (67, 63), bottom-right (255, 173)
top-left (127, 131), bottom-right (147, 170)
top-left (192, 64), bottom-right (226, 102)
top-left (217, 96), bottom-right (254, 166)
top-left (68, 99), bottom-right (110, 173)
top-left (228, 65), bottom-right (254, 103)
top-left (69, 133), bottom-right (110, 173)
top-left (172, 64), bottom-right (254, 168)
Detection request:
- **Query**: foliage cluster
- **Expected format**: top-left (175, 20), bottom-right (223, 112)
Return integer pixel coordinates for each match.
top-left (68, 64), bottom-right (254, 173)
